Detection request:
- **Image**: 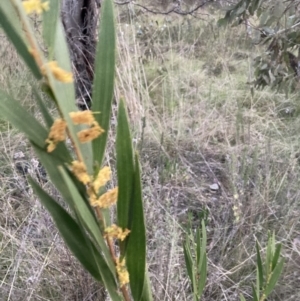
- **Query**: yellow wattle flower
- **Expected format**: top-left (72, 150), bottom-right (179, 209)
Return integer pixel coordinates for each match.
top-left (93, 166), bottom-right (111, 193)
top-left (69, 111), bottom-right (97, 126)
top-left (104, 224), bottom-right (130, 241)
top-left (89, 187), bottom-right (118, 208)
top-left (45, 119), bottom-right (67, 152)
top-left (116, 258), bottom-right (129, 287)
top-left (70, 161), bottom-right (91, 184)
top-left (23, 0), bottom-right (49, 15)
top-left (77, 124), bottom-right (104, 143)
top-left (42, 61), bottom-right (73, 83)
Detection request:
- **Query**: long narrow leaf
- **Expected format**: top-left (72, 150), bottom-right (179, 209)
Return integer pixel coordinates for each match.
top-left (265, 258), bottom-right (284, 297)
top-left (140, 271), bottom-right (153, 301)
top-left (92, 0), bottom-right (115, 166)
top-left (51, 20), bottom-right (93, 175)
top-left (126, 155), bottom-right (146, 301)
top-left (0, 1), bottom-right (24, 39)
top-left (43, 0), bottom-right (60, 59)
top-left (196, 228), bottom-right (201, 267)
top-left (33, 88), bottom-right (54, 128)
top-left (30, 145), bottom-right (125, 290)
top-left (265, 233), bottom-right (272, 277)
top-left (252, 283), bottom-right (259, 301)
top-left (198, 254), bottom-right (207, 297)
top-left (0, 90), bottom-right (47, 148)
top-left (28, 177), bottom-right (102, 281)
top-left (32, 145), bottom-right (90, 216)
top-left (116, 100), bottom-right (134, 254)
top-left (198, 219), bottom-right (207, 270)
top-left (272, 244), bottom-right (282, 271)
top-left (271, 232), bottom-right (276, 255)
top-left (30, 177), bottom-right (122, 301)
top-left (87, 237), bottom-right (123, 301)
top-left (58, 166), bottom-right (115, 273)
top-left (0, 5), bottom-right (42, 79)
top-left (240, 294), bottom-right (246, 301)
top-left (183, 241), bottom-right (196, 292)
top-left (256, 241), bottom-right (263, 290)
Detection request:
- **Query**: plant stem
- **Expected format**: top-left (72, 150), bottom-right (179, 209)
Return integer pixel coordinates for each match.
top-left (11, 0), bottom-right (44, 68)
top-left (95, 207), bottom-right (131, 301)
top-left (121, 285), bottom-right (131, 301)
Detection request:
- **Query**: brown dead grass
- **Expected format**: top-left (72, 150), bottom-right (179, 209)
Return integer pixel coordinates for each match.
top-left (0, 3), bottom-right (300, 301)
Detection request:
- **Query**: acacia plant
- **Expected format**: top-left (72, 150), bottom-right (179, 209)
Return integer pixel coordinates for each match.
top-left (0, 0), bottom-right (152, 300)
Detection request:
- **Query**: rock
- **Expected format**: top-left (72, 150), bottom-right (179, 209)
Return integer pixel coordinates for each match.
top-left (209, 183), bottom-right (219, 191)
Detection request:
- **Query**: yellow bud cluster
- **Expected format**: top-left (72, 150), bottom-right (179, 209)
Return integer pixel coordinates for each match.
top-left (23, 0), bottom-right (49, 15)
top-left (41, 61), bottom-right (73, 83)
top-left (45, 111), bottom-right (104, 152)
top-left (45, 119), bottom-right (66, 152)
top-left (116, 258), bottom-right (129, 287)
top-left (68, 160), bottom-right (117, 209)
top-left (71, 161), bottom-right (91, 184)
top-left (93, 166), bottom-right (111, 193)
top-left (89, 188), bottom-right (118, 208)
top-left (69, 111), bottom-right (97, 126)
top-left (104, 224), bottom-right (130, 241)
top-left (77, 125), bottom-right (104, 143)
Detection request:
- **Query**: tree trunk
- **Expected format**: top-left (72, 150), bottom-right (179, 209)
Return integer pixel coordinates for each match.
top-left (61, 0), bottom-right (101, 109)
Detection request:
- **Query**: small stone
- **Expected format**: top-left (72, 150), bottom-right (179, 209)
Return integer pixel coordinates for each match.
top-left (13, 151), bottom-right (25, 159)
top-left (209, 183), bottom-right (219, 191)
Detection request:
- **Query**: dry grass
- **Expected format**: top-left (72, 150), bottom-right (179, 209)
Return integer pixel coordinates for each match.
top-left (1, 4), bottom-right (300, 301)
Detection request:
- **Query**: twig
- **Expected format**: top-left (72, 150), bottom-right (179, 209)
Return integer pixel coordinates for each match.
top-left (275, 21), bottom-right (300, 35)
top-left (114, 0), bottom-right (213, 16)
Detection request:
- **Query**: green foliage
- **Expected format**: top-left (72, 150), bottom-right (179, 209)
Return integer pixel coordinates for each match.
top-left (219, 0), bottom-right (300, 91)
top-left (28, 177), bottom-right (104, 283)
top-left (241, 233), bottom-right (284, 301)
top-left (0, 3), bottom-right (42, 79)
top-left (184, 219), bottom-right (284, 301)
top-left (117, 100), bottom-right (134, 234)
top-left (42, 0), bottom-right (60, 59)
top-left (184, 219), bottom-right (207, 301)
top-left (0, 1), bottom-right (287, 300)
top-left (218, 0), bottom-right (263, 27)
top-left (92, 0), bottom-right (116, 169)
top-left (0, 90), bottom-right (48, 148)
top-left (0, 0), bottom-right (151, 300)
top-left (126, 153), bottom-right (148, 301)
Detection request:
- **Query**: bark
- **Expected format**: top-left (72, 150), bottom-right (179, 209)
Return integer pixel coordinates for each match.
top-left (61, 0), bottom-right (101, 109)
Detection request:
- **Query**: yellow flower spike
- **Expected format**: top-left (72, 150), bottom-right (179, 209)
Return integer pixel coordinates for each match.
top-left (93, 166), bottom-right (111, 193)
top-left (71, 161), bottom-right (91, 184)
top-left (116, 258), bottom-right (129, 287)
top-left (91, 187), bottom-right (118, 208)
top-left (87, 187), bottom-right (98, 207)
top-left (23, 0), bottom-right (49, 14)
top-left (47, 119), bottom-right (67, 141)
top-left (45, 119), bottom-right (67, 152)
top-left (42, 61), bottom-right (73, 83)
top-left (77, 123), bottom-right (104, 143)
top-left (104, 224), bottom-right (131, 241)
top-left (45, 139), bottom-right (56, 153)
top-left (69, 111), bottom-right (98, 126)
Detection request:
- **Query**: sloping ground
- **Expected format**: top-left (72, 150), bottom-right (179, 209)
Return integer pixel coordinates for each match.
top-left (116, 9), bottom-right (300, 300)
top-left (0, 6), bottom-right (300, 301)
